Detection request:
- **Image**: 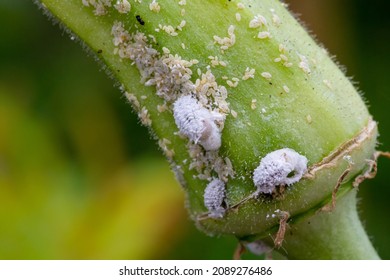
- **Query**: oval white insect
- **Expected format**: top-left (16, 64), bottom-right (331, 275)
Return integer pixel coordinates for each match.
top-left (245, 240), bottom-right (272, 256)
top-left (114, 0), bottom-right (131, 14)
top-left (253, 148), bottom-right (308, 194)
top-left (204, 178), bottom-right (226, 219)
top-left (173, 95), bottom-right (224, 151)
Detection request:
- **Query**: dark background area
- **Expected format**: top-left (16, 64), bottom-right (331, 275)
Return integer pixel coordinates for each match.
top-left (0, 0), bottom-right (388, 259)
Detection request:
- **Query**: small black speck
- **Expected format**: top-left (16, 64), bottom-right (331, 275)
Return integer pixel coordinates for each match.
top-left (97, 49), bottom-right (103, 54)
top-left (136, 15), bottom-right (145, 25)
top-left (269, 82), bottom-right (273, 85)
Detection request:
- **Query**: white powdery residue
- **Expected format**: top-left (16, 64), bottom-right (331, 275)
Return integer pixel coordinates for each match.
top-left (272, 14), bottom-right (281, 26)
top-left (237, 3), bottom-right (245, 10)
top-left (111, 21), bottom-right (130, 47)
top-left (154, 54), bottom-right (196, 100)
top-left (279, 43), bottom-right (286, 53)
top-left (177, 20), bottom-right (186, 31)
top-left (148, 34), bottom-right (157, 43)
top-left (257, 31), bottom-right (271, 39)
top-left (251, 99), bottom-right (257, 110)
top-left (249, 15), bottom-right (267, 28)
top-left (124, 92), bottom-right (140, 110)
top-left (190, 59), bottom-right (199, 65)
top-left (323, 79), bottom-right (333, 90)
top-left (213, 25), bottom-right (236, 52)
top-left (162, 47), bottom-right (170, 54)
top-left (149, 0), bottom-right (160, 13)
top-left (204, 178), bottom-right (226, 219)
top-left (162, 25), bottom-right (178, 36)
top-left (194, 70), bottom-right (230, 114)
top-left (157, 102), bottom-right (168, 113)
top-left (178, 0), bottom-right (186, 5)
top-left (188, 144), bottom-right (234, 182)
top-left (158, 138), bottom-right (175, 159)
top-left (261, 72), bottom-right (272, 80)
top-left (242, 67), bottom-right (255, 80)
top-left (224, 157), bottom-right (234, 178)
top-left (114, 0), bottom-right (131, 14)
top-left (111, 22), bottom-right (196, 102)
top-left (274, 45), bottom-right (291, 66)
top-left (253, 148), bottom-right (308, 194)
top-left (210, 56), bottom-right (227, 67)
top-left (214, 156), bottom-right (235, 182)
top-left (298, 54), bottom-right (311, 74)
top-left (139, 106), bottom-right (152, 126)
top-left (226, 80), bottom-right (238, 88)
top-left (111, 21), bottom-right (233, 182)
top-left (306, 114), bottom-right (312, 124)
top-left (245, 240), bottom-right (272, 256)
top-left (188, 144), bottom-right (206, 176)
top-left (280, 54), bottom-right (288, 61)
top-left (219, 60), bottom-right (227, 67)
top-left (173, 95), bottom-right (225, 151)
top-left (270, 8), bottom-right (281, 27)
top-left (208, 56), bottom-right (223, 68)
top-left (83, 0), bottom-right (112, 16)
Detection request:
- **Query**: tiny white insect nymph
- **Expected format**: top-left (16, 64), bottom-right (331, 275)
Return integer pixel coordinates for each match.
top-left (173, 95), bottom-right (225, 151)
top-left (253, 148), bottom-right (308, 194)
top-left (204, 178), bottom-right (226, 219)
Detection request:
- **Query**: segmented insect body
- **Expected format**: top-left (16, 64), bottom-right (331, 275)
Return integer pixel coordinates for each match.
top-left (253, 148), bottom-right (308, 194)
top-left (173, 95), bottom-right (224, 150)
top-left (204, 178), bottom-right (226, 219)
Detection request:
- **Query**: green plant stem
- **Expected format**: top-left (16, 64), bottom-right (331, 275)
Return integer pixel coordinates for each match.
top-left (35, 0), bottom-right (381, 259)
top-left (263, 188), bottom-right (379, 259)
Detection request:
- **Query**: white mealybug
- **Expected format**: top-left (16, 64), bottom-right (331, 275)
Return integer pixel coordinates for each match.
top-left (245, 240), bottom-right (272, 256)
top-left (204, 178), bottom-right (226, 219)
top-left (114, 0), bottom-right (131, 14)
top-left (173, 95), bottom-right (224, 151)
top-left (253, 148), bottom-right (308, 194)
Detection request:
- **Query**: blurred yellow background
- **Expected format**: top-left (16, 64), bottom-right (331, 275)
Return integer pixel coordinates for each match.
top-left (0, 0), bottom-right (389, 259)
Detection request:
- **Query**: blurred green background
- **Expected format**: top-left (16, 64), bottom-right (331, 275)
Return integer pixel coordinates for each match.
top-left (0, 0), bottom-right (388, 259)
